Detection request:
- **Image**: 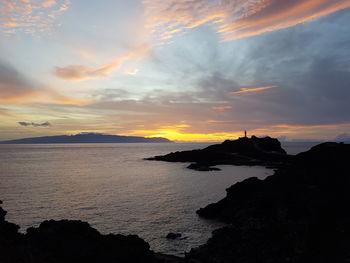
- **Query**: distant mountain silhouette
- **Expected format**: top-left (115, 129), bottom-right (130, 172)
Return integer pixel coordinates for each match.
top-left (0, 133), bottom-right (172, 144)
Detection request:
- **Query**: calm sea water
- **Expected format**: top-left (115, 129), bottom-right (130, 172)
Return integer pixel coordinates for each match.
top-left (0, 142), bottom-right (314, 256)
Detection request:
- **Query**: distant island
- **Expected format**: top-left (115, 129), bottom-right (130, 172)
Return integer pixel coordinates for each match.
top-left (0, 133), bottom-right (172, 144)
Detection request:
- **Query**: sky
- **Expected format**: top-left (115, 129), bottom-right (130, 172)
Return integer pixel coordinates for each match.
top-left (1, 0), bottom-right (350, 142)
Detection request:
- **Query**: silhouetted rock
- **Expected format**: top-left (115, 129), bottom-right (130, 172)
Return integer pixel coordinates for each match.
top-left (187, 163), bottom-right (221, 171)
top-left (147, 136), bottom-right (291, 170)
top-left (0, 201), bottom-right (21, 246)
top-left (187, 142), bottom-right (350, 263)
top-left (166, 233), bottom-right (182, 239)
top-left (0, 201), bottom-right (5, 221)
top-left (0, 202), bottom-right (184, 263)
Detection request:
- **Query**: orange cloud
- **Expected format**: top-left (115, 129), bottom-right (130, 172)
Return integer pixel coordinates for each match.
top-left (207, 120), bottom-right (234, 124)
top-left (231, 85), bottom-right (278, 95)
top-left (0, 81), bottom-right (88, 107)
top-left (3, 22), bottom-right (22, 27)
top-left (159, 124), bottom-right (190, 130)
top-left (55, 46), bottom-right (149, 81)
top-left (0, 88), bottom-right (88, 106)
top-left (0, 0), bottom-right (70, 35)
top-left (143, 0), bottom-right (350, 41)
top-left (212, 105), bottom-right (232, 111)
top-left (0, 61), bottom-right (87, 106)
top-left (42, 0), bottom-right (56, 8)
top-left (0, 108), bottom-right (18, 117)
top-left (0, 90), bottom-right (39, 104)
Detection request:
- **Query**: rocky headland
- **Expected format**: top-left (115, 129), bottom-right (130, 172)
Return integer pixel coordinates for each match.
top-left (146, 136), bottom-right (292, 171)
top-left (187, 142), bottom-right (350, 263)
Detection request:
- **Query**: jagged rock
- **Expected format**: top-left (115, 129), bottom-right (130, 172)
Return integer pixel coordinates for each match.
top-left (0, 200), bottom-right (21, 245)
top-left (0, 201), bottom-right (5, 221)
top-left (188, 142), bottom-right (350, 263)
top-left (0, 202), bottom-right (184, 263)
top-left (147, 136), bottom-right (291, 170)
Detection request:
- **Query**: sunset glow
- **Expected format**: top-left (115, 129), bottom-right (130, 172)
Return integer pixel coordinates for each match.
top-left (1, 0), bottom-right (350, 141)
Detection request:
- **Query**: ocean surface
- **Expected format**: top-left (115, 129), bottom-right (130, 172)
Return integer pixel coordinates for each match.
top-left (0, 142), bottom-right (317, 256)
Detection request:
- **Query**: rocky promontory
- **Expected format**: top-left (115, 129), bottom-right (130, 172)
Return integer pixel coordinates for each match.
top-left (0, 201), bottom-right (183, 263)
top-left (146, 136), bottom-right (291, 171)
top-left (187, 142), bottom-right (350, 262)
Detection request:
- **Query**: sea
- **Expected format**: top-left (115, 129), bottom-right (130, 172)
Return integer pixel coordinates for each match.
top-left (0, 142), bottom-right (318, 256)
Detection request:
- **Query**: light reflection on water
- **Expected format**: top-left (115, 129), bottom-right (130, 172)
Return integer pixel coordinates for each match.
top-left (0, 143), bottom-right (307, 256)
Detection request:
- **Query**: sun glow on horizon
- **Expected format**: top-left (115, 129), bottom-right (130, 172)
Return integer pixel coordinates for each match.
top-left (136, 129), bottom-right (242, 142)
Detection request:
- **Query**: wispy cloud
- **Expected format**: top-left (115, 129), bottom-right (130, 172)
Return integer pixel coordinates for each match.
top-left (0, 60), bottom-right (88, 106)
top-left (271, 123), bottom-right (344, 129)
top-left (206, 119), bottom-right (234, 124)
top-left (42, 0), bottom-right (57, 8)
top-left (0, 108), bottom-right (16, 117)
top-left (54, 46), bottom-right (149, 81)
top-left (18, 121), bottom-right (51, 127)
top-left (143, 0), bottom-right (350, 41)
top-left (0, 0), bottom-right (70, 35)
top-left (0, 61), bottom-right (39, 102)
top-left (231, 86), bottom-right (278, 95)
top-left (212, 105), bottom-right (232, 111)
top-left (123, 68), bottom-right (139, 75)
top-left (54, 1), bottom-right (350, 83)
top-left (336, 133), bottom-right (350, 141)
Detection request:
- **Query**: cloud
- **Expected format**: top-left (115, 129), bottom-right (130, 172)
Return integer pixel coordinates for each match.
top-left (100, 11), bottom-right (350, 138)
top-left (2, 3), bottom-right (350, 141)
top-left (124, 68), bottom-right (139, 75)
top-left (55, 57), bottom-right (131, 81)
top-left (0, 59), bottom-right (88, 106)
top-left (207, 120), bottom-right (234, 124)
top-left (143, 0), bottom-right (350, 41)
top-left (18, 121), bottom-right (51, 127)
top-left (53, 1), bottom-right (350, 83)
top-left (0, 61), bottom-right (38, 102)
top-left (0, 0), bottom-right (70, 35)
top-left (231, 86), bottom-right (278, 95)
top-left (212, 106), bottom-right (232, 111)
top-left (42, 0), bottom-right (57, 8)
top-left (54, 45), bottom-right (149, 81)
top-left (335, 133), bottom-right (350, 141)
top-left (0, 108), bottom-right (15, 117)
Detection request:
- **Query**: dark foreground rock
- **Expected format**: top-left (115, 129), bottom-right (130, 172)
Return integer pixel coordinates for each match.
top-left (187, 142), bottom-right (350, 263)
top-left (0, 202), bottom-right (183, 263)
top-left (147, 136), bottom-right (291, 170)
top-left (187, 163), bottom-right (221, 171)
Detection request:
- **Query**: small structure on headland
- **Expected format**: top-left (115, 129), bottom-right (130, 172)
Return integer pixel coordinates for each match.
top-left (146, 135), bottom-right (289, 171)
